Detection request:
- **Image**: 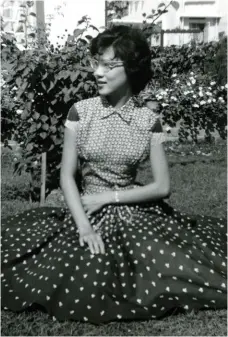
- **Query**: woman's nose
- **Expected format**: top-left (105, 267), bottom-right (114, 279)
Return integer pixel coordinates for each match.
top-left (94, 65), bottom-right (105, 78)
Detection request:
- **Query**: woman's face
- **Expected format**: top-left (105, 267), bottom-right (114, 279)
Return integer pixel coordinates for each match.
top-left (93, 46), bottom-right (131, 97)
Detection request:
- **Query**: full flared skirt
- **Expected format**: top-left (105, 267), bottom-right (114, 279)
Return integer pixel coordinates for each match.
top-left (1, 201), bottom-right (227, 324)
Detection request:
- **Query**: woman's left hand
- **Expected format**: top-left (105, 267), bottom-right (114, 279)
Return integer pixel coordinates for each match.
top-left (81, 193), bottom-right (111, 216)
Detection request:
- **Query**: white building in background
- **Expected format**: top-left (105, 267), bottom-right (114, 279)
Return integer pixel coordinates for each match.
top-left (1, 0), bottom-right (227, 48)
top-left (113, 0), bottom-right (228, 46)
top-left (177, 0), bottom-right (227, 45)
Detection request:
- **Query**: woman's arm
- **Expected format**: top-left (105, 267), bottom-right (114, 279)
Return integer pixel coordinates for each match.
top-left (60, 127), bottom-right (91, 233)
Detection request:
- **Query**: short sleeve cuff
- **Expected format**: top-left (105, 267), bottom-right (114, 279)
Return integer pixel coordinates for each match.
top-left (64, 120), bottom-right (80, 133)
top-left (65, 103), bottom-right (80, 133)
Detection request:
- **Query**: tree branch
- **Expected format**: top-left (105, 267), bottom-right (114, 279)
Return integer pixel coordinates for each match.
top-left (151, 0), bottom-right (174, 25)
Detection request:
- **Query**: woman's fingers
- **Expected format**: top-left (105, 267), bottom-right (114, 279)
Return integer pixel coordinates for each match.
top-left (97, 235), bottom-right (105, 254)
top-left (92, 239), bottom-right (100, 254)
top-left (88, 235), bottom-right (102, 254)
top-left (87, 239), bottom-right (95, 255)
top-left (80, 233), bottom-right (105, 255)
top-left (79, 236), bottom-right (85, 247)
top-left (93, 235), bottom-right (105, 254)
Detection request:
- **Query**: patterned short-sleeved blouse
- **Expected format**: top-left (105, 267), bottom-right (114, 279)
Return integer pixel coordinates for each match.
top-left (65, 96), bottom-right (165, 195)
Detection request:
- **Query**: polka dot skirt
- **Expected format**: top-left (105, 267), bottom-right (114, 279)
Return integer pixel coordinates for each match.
top-left (1, 97), bottom-right (227, 323)
top-left (1, 204), bottom-right (227, 323)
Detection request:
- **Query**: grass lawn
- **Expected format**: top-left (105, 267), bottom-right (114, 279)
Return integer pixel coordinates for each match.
top-left (1, 140), bottom-right (227, 336)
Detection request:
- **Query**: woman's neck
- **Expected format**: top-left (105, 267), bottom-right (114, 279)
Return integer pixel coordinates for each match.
top-left (105, 88), bottom-right (133, 110)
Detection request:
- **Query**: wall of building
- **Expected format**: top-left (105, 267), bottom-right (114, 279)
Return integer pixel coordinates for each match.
top-left (161, 0), bottom-right (226, 45)
top-left (217, 0), bottom-right (228, 36)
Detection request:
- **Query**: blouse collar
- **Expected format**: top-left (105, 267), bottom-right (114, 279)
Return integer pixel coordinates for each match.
top-left (99, 95), bottom-right (135, 124)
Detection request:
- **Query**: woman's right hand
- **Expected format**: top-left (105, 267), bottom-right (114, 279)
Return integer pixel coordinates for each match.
top-left (79, 229), bottom-right (105, 255)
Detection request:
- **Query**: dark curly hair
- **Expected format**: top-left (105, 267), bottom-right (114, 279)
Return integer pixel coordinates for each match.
top-left (90, 25), bottom-right (152, 95)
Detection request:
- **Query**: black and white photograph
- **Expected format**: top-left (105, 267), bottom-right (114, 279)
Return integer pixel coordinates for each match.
top-left (1, 0), bottom-right (227, 335)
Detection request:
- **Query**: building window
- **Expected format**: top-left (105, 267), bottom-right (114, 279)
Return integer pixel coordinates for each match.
top-left (3, 8), bottom-right (13, 19)
top-left (189, 22), bottom-right (205, 31)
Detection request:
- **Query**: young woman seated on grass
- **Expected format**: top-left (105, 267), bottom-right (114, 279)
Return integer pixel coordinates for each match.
top-left (1, 25), bottom-right (227, 324)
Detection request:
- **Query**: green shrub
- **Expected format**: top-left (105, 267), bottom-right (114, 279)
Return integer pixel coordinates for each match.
top-left (213, 37), bottom-right (227, 85)
top-left (150, 37), bottom-right (227, 87)
top-left (156, 72), bottom-right (226, 142)
top-left (1, 16), bottom-right (98, 197)
top-left (1, 154), bottom-right (30, 201)
top-left (1, 177), bottom-right (30, 201)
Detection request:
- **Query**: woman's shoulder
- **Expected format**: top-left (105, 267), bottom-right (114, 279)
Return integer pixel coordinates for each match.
top-left (75, 96), bottom-right (100, 110)
top-left (67, 96), bottom-right (100, 121)
top-left (134, 100), bottom-right (161, 129)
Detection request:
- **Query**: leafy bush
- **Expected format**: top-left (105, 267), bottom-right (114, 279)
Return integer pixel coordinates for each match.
top-left (213, 37), bottom-right (227, 85)
top-left (1, 150), bottom-right (31, 201)
top-left (1, 177), bottom-right (31, 201)
top-left (160, 73), bottom-right (227, 142)
top-left (141, 71), bottom-right (227, 142)
top-left (1, 81), bottom-right (24, 143)
top-left (1, 16), bottom-right (98, 197)
top-left (151, 37), bottom-right (227, 87)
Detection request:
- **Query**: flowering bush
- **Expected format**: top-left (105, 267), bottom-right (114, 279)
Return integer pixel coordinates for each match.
top-left (150, 37), bottom-right (227, 87)
top-left (154, 72), bottom-right (227, 142)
